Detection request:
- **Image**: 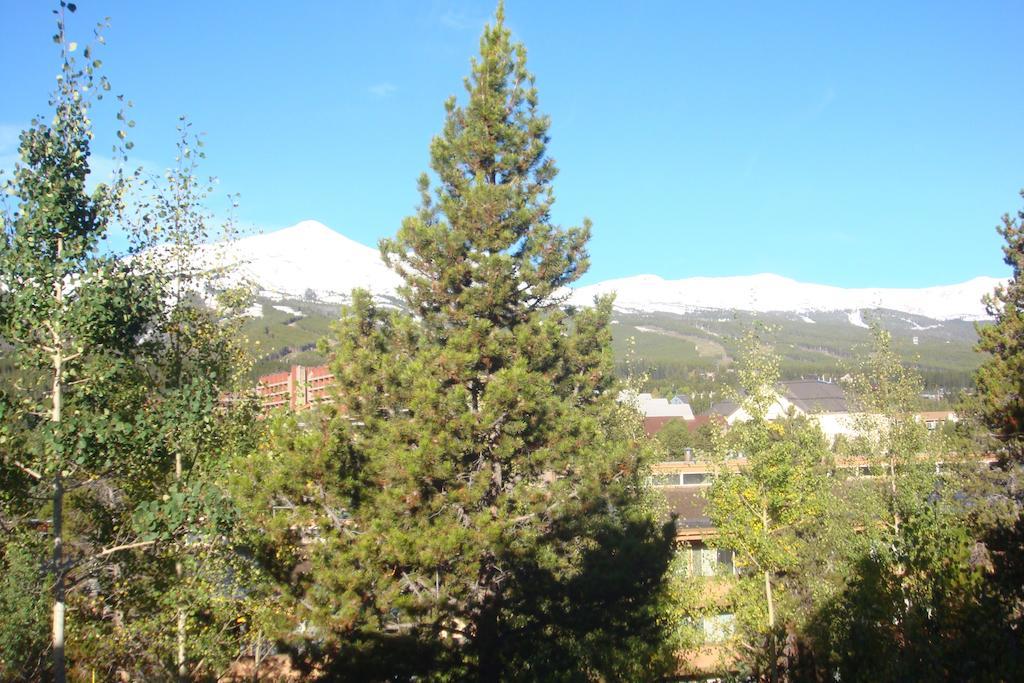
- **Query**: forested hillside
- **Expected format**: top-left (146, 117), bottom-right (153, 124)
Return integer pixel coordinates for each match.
top-left (239, 296), bottom-right (985, 397)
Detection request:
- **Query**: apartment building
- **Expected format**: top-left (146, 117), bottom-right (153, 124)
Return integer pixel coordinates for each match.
top-left (256, 364), bottom-right (336, 412)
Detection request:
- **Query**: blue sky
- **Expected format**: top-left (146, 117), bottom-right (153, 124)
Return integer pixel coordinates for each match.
top-left (2, 1), bottom-right (1022, 287)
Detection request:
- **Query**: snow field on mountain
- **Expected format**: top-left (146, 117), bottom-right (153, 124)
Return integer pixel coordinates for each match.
top-left (208, 222), bottom-right (1001, 321)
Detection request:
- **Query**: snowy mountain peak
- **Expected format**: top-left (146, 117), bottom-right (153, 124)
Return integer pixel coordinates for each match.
top-left (567, 272), bottom-right (1002, 321)
top-left (207, 221), bottom-right (402, 303)
top-left (252, 220), bottom-right (379, 255)
top-left (204, 221), bottom-right (1001, 321)
top-left (280, 219), bottom-right (337, 237)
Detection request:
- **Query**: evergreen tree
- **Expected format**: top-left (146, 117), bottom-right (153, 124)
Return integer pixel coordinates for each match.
top-left (975, 190), bottom-right (1024, 462)
top-left (235, 6), bottom-right (675, 680)
top-left (967, 189), bottom-right (1024, 667)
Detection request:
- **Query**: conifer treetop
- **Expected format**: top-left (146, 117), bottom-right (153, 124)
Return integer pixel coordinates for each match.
top-left (974, 190), bottom-right (1024, 457)
top-left (382, 4), bottom-right (591, 330)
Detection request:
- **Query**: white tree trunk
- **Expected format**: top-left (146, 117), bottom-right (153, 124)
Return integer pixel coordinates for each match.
top-left (51, 236), bottom-right (67, 683)
top-left (176, 451), bottom-right (187, 681)
top-left (52, 472), bottom-right (65, 683)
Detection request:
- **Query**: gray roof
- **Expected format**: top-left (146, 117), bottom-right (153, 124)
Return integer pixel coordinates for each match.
top-left (702, 400), bottom-right (739, 418)
top-left (780, 379), bottom-right (848, 414)
top-left (660, 488), bottom-right (712, 529)
top-left (700, 380), bottom-right (848, 418)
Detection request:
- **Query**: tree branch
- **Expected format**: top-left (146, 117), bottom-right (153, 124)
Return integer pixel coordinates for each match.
top-left (10, 459), bottom-right (43, 480)
top-left (92, 539), bottom-right (156, 559)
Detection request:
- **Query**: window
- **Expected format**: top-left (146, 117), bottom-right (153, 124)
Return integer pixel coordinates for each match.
top-left (716, 549), bottom-right (735, 575)
top-left (684, 544), bottom-right (736, 577)
top-left (650, 473), bottom-right (680, 486)
top-left (692, 546), bottom-right (716, 576)
top-left (703, 613), bottom-right (736, 643)
top-left (682, 472), bottom-right (708, 486)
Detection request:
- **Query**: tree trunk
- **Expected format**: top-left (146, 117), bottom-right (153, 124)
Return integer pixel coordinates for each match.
top-left (51, 235), bottom-right (67, 683)
top-left (762, 501), bottom-right (777, 683)
top-left (889, 450), bottom-right (901, 538)
top-left (176, 592), bottom-right (186, 681)
top-left (476, 604), bottom-right (500, 683)
top-left (251, 635), bottom-right (264, 683)
top-left (176, 451), bottom-right (187, 681)
top-left (52, 472), bottom-right (66, 683)
top-left (765, 569), bottom-right (777, 683)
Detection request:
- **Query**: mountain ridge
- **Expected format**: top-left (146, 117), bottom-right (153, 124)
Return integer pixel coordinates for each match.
top-left (217, 221), bottom-right (1002, 321)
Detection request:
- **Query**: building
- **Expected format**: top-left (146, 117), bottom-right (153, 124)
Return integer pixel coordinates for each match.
top-left (644, 414), bottom-right (717, 438)
top-left (618, 390), bottom-right (704, 441)
top-left (701, 379), bottom-right (882, 444)
top-left (620, 391), bottom-right (696, 421)
top-left (651, 459), bottom-right (739, 678)
top-left (703, 379), bottom-right (848, 424)
top-left (916, 410), bottom-right (958, 431)
top-left (256, 364), bottom-right (336, 412)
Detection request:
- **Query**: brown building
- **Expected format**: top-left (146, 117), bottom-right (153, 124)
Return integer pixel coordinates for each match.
top-left (256, 364), bottom-right (336, 412)
top-left (651, 459), bottom-right (739, 679)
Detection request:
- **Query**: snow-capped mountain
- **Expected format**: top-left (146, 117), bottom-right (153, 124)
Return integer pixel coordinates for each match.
top-left (565, 273), bottom-right (1002, 321)
top-left (209, 220), bottom-right (402, 303)
top-left (214, 221), bottom-right (1001, 321)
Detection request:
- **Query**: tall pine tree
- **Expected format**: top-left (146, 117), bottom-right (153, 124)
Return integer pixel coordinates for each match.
top-left (975, 190), bottom-right (1024, 462)
top-left (239, 5), bottom-right (675, 680)
top-left (969, 189), bottom-right (1024, 665)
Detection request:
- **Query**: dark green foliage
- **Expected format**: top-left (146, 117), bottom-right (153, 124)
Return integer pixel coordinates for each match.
top-left (974, 190), bottom-right (1024, 461)
top-left (235, 302), bottom-right (984, 391)
top-left (655, 419), bottom-right (694, 459)
top-left (0, 532), bottom-right (51, 680)
top-left (785, 328), bottom-right (1020, 681)
top-left (967, 189), bottom-right (1024, 668)
top-left (613, 309), bottom-right (983, 399)
top-left (237, 298), bottom-right (337, 376)
top-left (655, 419), bottom-right (716, 460)
top-left (805, 496), bottom-right (1018, 682)
top-left (232, 6), bottom-right (676, 680)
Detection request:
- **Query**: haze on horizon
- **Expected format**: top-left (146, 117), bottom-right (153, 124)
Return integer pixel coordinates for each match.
top-left (1, 1), bottom-right (1021, 289)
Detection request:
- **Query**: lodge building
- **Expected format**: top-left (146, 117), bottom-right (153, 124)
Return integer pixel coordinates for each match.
top-left (256, 364), bottom-right (335, 412)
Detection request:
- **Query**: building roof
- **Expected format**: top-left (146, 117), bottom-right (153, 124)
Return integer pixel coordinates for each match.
top-left (643, 414), bottom-right (716, 436)
top-left (642, 397), bottom-right (695, 418)
top-left (702, 400), bottom-right (739, 418)
top-left (659, 487), bottom-right (711, 529)
top-left (700, 381), bottom-right (848, 420)
top-left (780, 379), bottom-right (848, 414)
top-left (644, 416), bottom-right (685, 436)
top-left (917, 410), bottom-right (957, 422)
top-left (618, 389), bottom-right (694, 419)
